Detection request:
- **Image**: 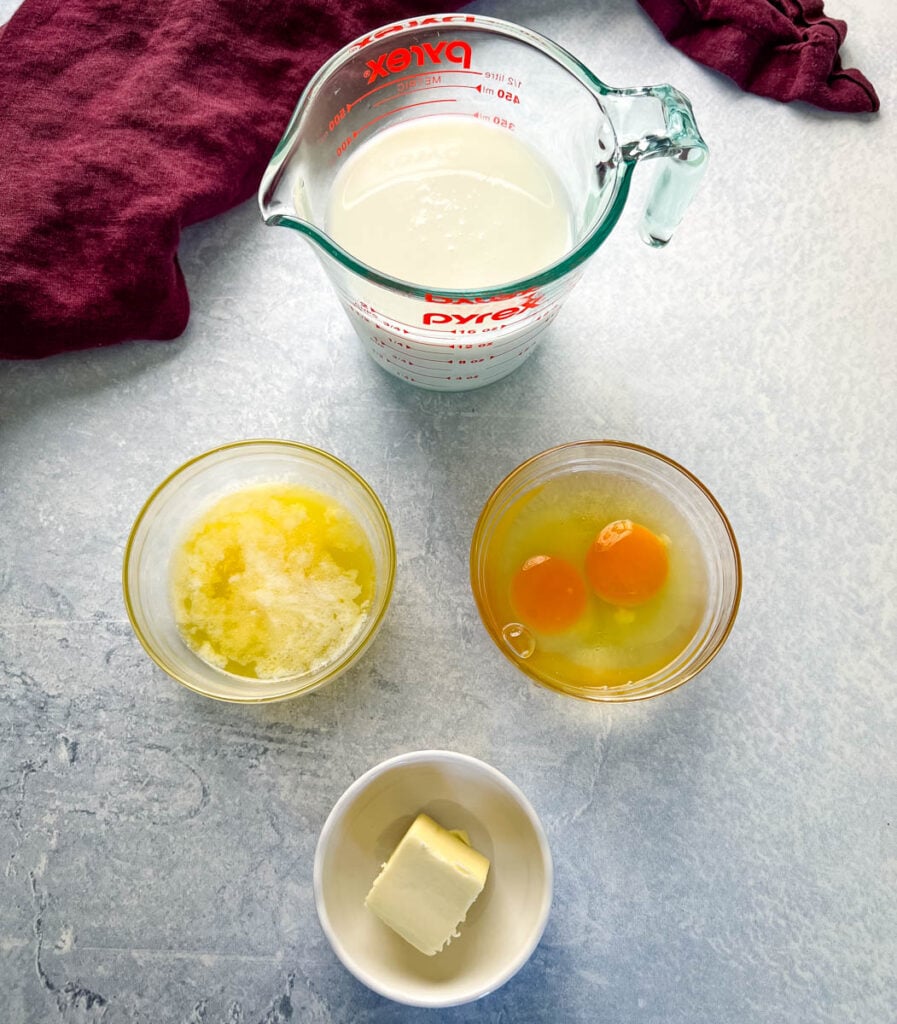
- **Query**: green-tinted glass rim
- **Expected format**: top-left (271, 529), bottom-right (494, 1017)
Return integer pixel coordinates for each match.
top-left (261, 14), bottom-right (636, 301)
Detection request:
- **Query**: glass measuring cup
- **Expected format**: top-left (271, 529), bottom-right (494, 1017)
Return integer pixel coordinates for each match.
top-left (259, 14), bottom-right (709, 391)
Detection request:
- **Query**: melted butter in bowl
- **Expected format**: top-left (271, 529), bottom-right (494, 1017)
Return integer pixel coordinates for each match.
top-left (171, 482), bottom-right (376, 680)
top-left (124, 440), bottom-right (395, 703)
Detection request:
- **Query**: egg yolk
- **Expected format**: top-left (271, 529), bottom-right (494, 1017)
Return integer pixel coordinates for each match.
top-left (510, 554), bottom-right (587, 633)
top-left (585, 520), bottom-right (669, 607)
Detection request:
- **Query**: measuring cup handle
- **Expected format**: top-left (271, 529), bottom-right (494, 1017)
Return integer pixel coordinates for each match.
top-left (613, 84), bottom-right (709, 248)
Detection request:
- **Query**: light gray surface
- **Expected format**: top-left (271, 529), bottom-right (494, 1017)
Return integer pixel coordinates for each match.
top-left (1, 0), bottom-right (896, 1022)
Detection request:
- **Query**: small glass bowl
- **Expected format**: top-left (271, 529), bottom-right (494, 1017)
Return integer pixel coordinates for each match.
top-left (470, 441), bottom-right (741, 702)
top-left (123, 439), bottom-right (396, 703)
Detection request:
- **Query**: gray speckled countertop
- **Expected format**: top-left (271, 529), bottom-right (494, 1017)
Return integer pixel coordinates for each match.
top-left (2, 0), bottom-right (896, 1021)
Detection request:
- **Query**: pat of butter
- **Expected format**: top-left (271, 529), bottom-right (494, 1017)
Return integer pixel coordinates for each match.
top-left (365, 813), bottom-right (490, 956)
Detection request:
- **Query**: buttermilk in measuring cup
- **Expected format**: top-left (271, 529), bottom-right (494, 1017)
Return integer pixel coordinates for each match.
top-left (326, 116), bottom-right (573, 288)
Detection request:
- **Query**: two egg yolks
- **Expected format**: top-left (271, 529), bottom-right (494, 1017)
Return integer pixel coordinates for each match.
top-left (510, 520), bottom-right (669, 633)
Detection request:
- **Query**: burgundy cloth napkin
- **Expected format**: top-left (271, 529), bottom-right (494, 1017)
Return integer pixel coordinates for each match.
top-left (0, 1), bottom-right (880, 359)
top-left (0, 0), bottom-right (462, 359)
top-left (638, 0), bottom-right (879, 113)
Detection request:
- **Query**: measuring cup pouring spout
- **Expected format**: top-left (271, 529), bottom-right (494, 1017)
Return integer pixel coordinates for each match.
top-left (259, 14), bottom-right (709, 392)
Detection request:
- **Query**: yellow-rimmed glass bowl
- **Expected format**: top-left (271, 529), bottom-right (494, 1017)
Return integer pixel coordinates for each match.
top-left (123, 439), bottom-right (395, 703)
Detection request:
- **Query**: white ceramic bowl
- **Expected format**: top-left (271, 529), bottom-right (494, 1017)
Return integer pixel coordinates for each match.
top-left (314, 750), bottom-right (553, 1007)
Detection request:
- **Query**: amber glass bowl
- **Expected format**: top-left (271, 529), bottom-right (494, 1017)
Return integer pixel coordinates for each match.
top-left (470, 441), bottom-right (741, 702)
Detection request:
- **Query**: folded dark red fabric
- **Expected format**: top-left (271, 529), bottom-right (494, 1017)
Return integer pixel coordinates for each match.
top-left (638, 0), bottom-right (879, 113)
top-left (0, 1), bottom-right (880, 359)
top-left (0, 0), bottom-right (462, 359)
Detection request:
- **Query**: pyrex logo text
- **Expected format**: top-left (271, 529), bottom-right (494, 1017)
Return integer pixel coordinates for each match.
top-left (422, 291), bottom-right (541, 326)
top-left (364, 41), bottom-right (472, 83)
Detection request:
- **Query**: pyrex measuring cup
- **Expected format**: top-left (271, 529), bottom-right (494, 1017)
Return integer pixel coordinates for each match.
top-left (259, 14), bottom-right (708, 391)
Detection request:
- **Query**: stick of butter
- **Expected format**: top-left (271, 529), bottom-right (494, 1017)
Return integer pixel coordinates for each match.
top-left (364, 813), bottom-right (490, 956)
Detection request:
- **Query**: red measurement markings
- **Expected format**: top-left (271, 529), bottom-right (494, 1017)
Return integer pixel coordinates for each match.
top-left (335, 100), bottom-right (459, 156)
top-left (373, 83), bottom-right (484, 107)
top-left (353, 99), bottom-right (457, 136)
top-left (348, 69), bottom-right (481, 112)
top-left (330, 76), bottom-right (489, 134)
top-left (470, 111), bottom-right (516, 131)
top-left (334, 105), bottom-right (509, 157)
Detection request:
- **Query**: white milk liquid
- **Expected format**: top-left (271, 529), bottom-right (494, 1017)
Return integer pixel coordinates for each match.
top-left (326, 116), bottom-right (573, 289)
